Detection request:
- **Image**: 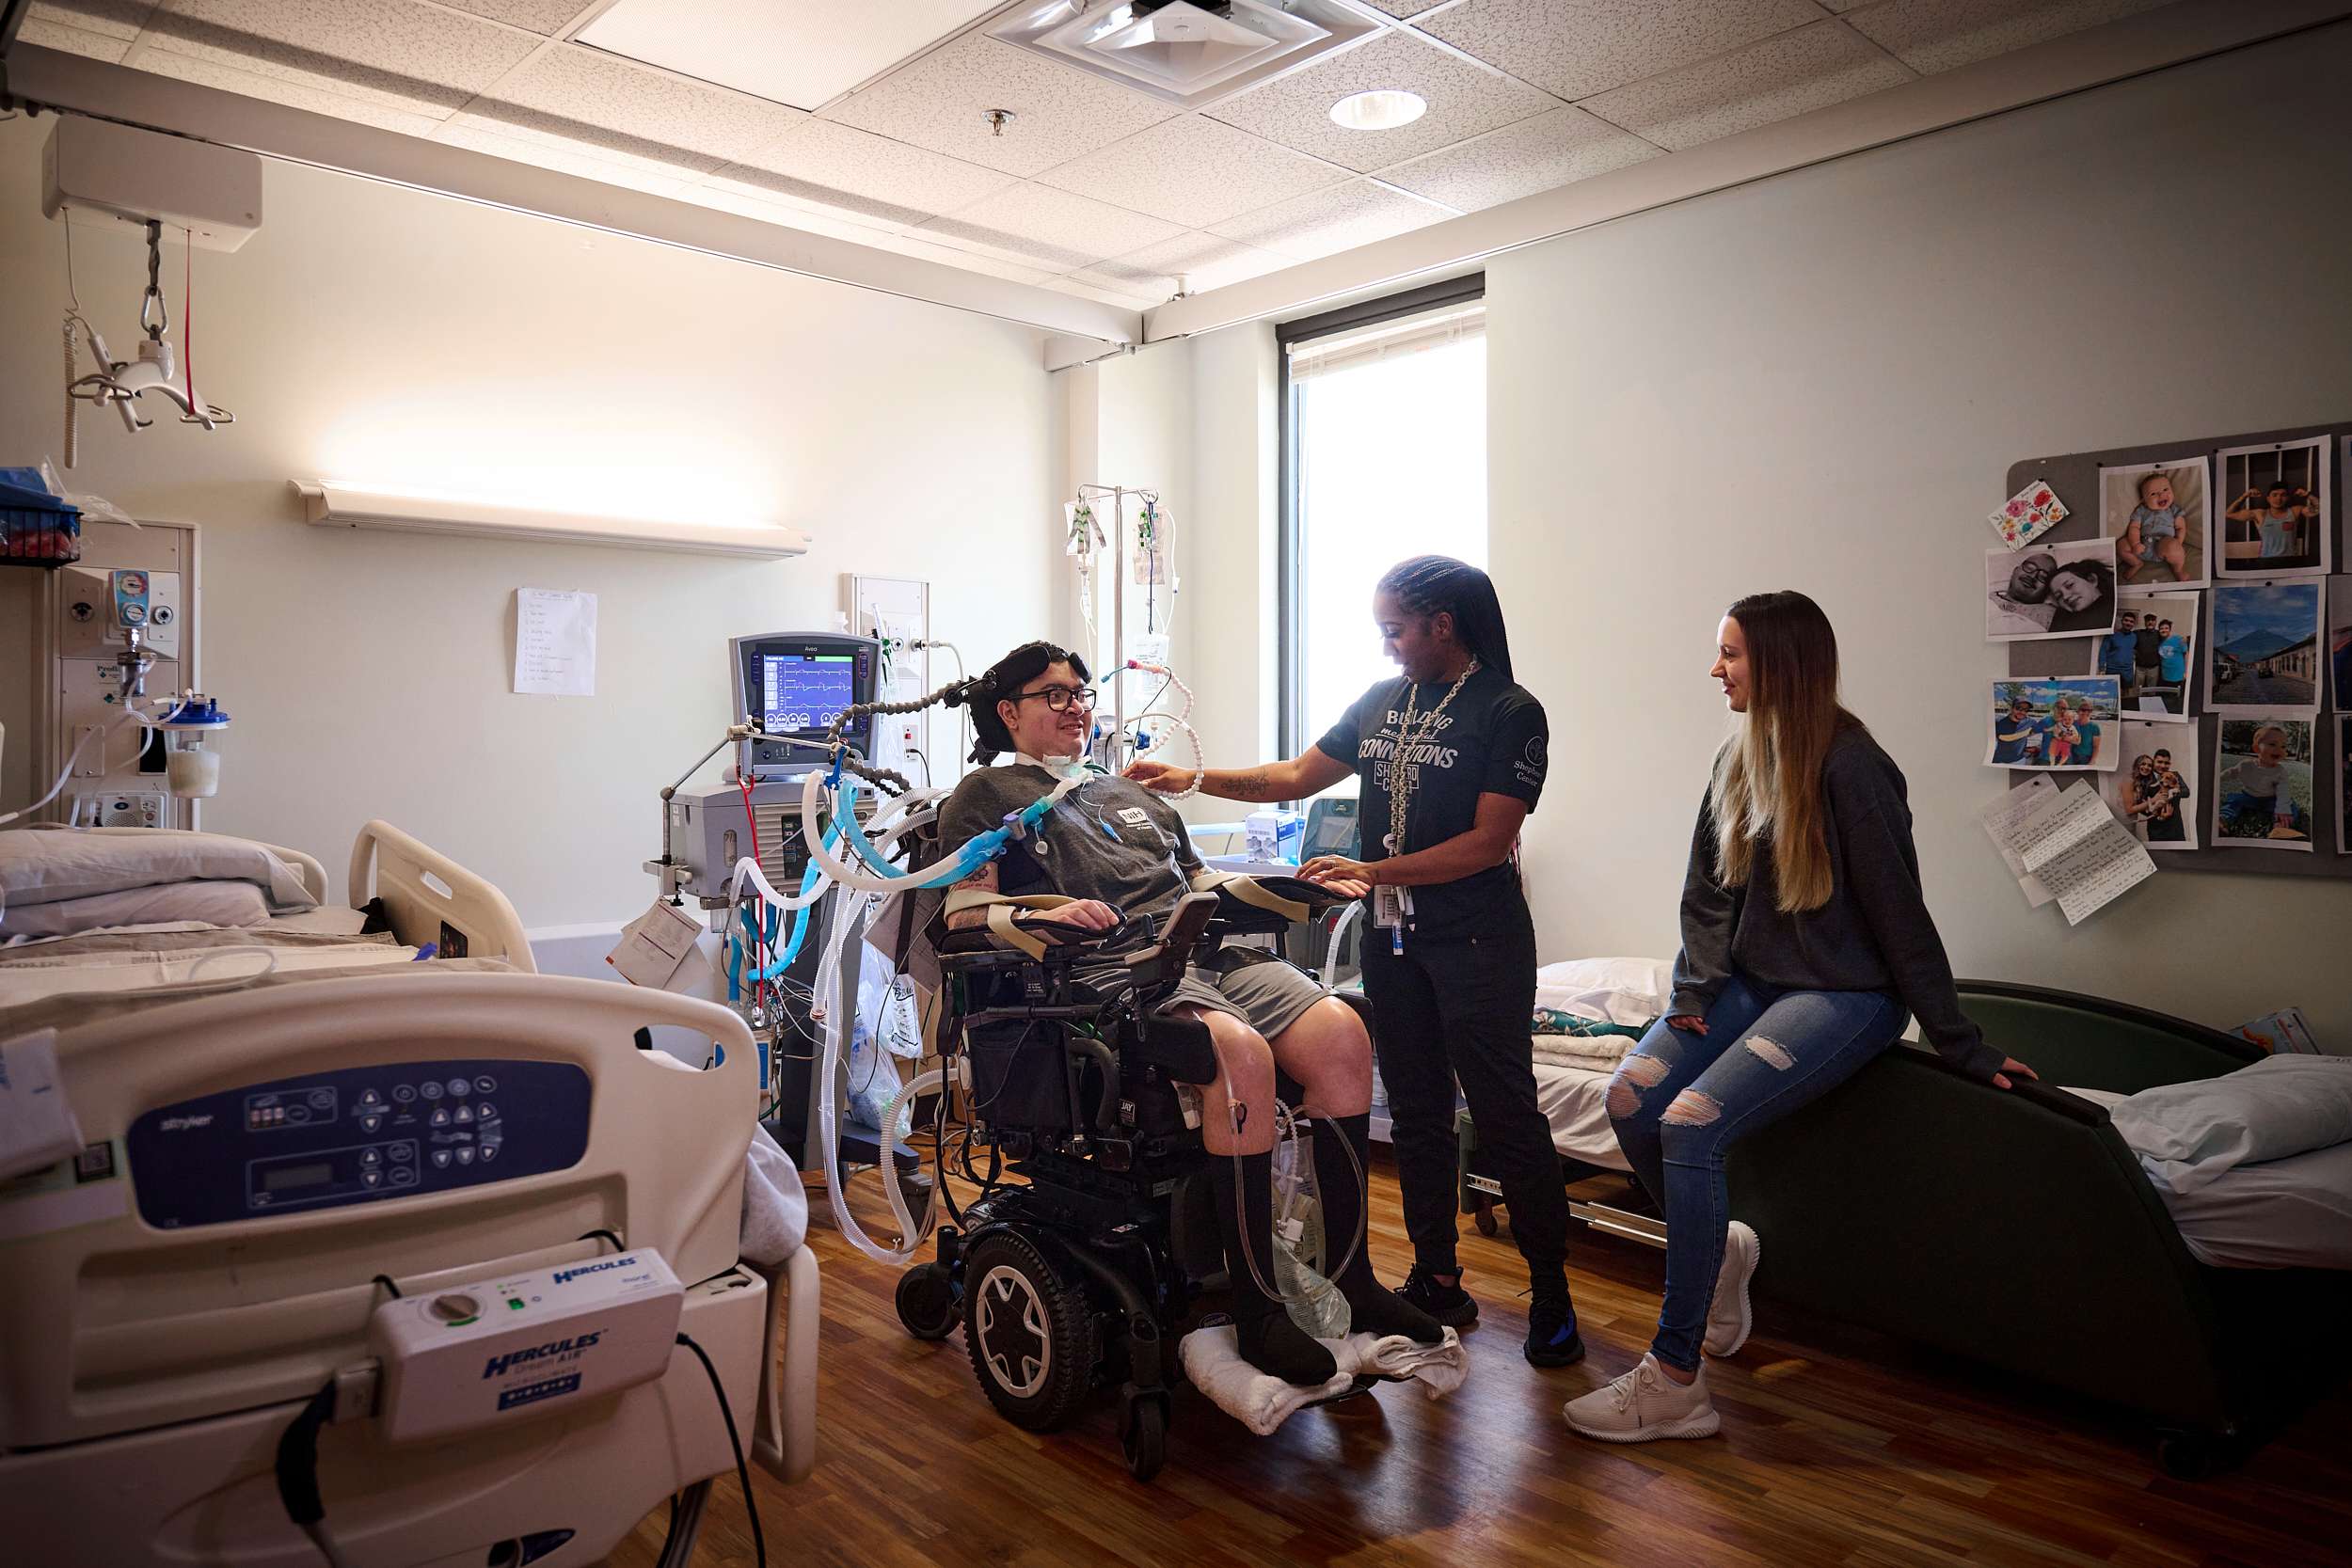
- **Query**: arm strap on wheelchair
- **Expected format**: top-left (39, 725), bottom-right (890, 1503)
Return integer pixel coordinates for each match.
top-left (944, 886), bottom-right (1078, 961)
top-left (1187, 869), bottom-right (1310, 924)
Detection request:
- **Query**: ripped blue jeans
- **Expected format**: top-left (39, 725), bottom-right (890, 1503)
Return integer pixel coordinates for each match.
top-left (1607, 972), bottom-right (1907, 1372)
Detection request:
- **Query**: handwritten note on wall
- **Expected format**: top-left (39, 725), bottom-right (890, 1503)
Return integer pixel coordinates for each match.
top-left (515, 588), bottom-right (597, 697)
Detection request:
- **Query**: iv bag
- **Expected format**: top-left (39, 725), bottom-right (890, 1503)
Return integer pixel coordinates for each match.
top-left (1132, 500), bottom-right (1172, 585)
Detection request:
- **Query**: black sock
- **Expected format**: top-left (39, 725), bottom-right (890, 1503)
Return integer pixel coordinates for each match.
top-left (1315, 1113), bottom-right (1442, 1344)
top-left (1210, 1149), bottom-right (1339, 1386)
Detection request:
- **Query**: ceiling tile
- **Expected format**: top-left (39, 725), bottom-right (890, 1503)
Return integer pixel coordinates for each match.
top-left (1377, 104), bottom-right (1659, 211)
top-left (27, 0), bottom-right (154, 40)
top-left (1843, 0), bottom-right (2179, 76)
top-left (716, 119), bottom-right (1016, 230)
top-left (1418, 0), bottom-right (1825, 102)
top-left (136, 46), bottom-right (448, 134)
top-left (19, 16), bottom-right (135, 61)
top-left (1208, 178), bottom-right (1455, 261)
top-left (144, 0), bottom-right (540, 117)
top-left (669, 181), bottom-right (894, 235)
top-left (1206, 29), bottom-right (1559, 173)
top-left (1580, 20), bottom-right (1914, 151)
top-left (480, 42), bottom-right (806, 166)
top-left (1036, 114), bottom-right (1349, 231)
top-left (1358, 0), bottom-right (1448, 15)
top-left (578, 0), bottom-right (999, 112)
top-left (825, 32), bottom-right (1178, 178)
top-left (436, 0), bottom-right (585, 34)
top-left (433, 118), bottom-right (689, 195)
top-left (914, 182), bottom-right (1185, 273)
top-left (1069, 231), bottom-right (1293, 301)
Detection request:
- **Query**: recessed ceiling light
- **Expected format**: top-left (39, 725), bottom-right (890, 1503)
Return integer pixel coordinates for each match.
top-left (1329, 89), bottom-right (1426, 131)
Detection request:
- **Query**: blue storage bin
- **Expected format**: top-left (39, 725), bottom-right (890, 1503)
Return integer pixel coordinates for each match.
top-left (0, 467), bottom-right (83, 566)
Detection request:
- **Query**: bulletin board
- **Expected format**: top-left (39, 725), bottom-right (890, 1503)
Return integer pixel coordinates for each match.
top-left (2005, 419), bottom-right (2348, 879)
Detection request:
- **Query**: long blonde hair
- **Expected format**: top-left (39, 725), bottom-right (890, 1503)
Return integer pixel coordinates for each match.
top-left (1708, 592), bottom-right (1860, 913)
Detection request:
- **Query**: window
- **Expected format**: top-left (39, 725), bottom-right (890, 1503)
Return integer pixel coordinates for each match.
top-left (1279, 277), bottom-right (1486, 756)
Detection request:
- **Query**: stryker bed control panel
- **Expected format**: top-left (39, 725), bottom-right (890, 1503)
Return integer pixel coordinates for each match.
top-left (126, 1059), bottom-right (592, 1227)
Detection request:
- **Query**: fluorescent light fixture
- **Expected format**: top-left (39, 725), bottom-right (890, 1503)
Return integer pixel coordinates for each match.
top-left (1328, 89), bottom-right (1425, 131)
top-left (292, 481), bottom-right (810, 559)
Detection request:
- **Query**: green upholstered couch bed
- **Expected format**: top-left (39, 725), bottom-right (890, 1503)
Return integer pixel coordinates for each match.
top-left (1726, 979), bottom-right (2351, 1477)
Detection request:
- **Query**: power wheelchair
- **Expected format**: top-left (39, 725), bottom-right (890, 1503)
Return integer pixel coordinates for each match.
top-left (890, 879), bottom-right (1377, 1481)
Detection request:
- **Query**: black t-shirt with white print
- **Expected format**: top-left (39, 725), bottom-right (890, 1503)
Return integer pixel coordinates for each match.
top-left (1314, 665), bottom-right (1547, 940)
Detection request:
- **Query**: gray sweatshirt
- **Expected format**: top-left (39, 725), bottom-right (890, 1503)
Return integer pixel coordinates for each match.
top-left (1668, 727), bottom-right (2005, 1081)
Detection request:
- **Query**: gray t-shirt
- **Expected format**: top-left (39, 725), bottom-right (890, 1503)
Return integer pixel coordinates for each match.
top-left (937, 765), bottom-right (1203, 953)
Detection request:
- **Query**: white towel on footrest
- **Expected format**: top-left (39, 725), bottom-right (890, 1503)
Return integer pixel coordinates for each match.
top-left (1177, 1323), bottom-right (1468, 1436)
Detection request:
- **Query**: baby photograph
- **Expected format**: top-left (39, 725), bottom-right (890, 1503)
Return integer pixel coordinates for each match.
top-left (2105, 721), bottom-right (2199, 849)
top-left (2217, 436), bottom-right (2331, 578)
top-left (1984, 676), bottom-right (2122, 770)
top-left (2214, 717), bottom-right (2315, 850)
top-left (1985, 539), bottom-right (2119, 641)
top-left (2101, 456), bottom-right (2209, 590)
top-left (2090, 590), bottom-right (2197, 720)
top-left (2206, 580), bottom-right (2324, 712)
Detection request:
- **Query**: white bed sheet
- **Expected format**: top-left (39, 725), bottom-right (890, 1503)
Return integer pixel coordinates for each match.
top-left (2069, 1085), bottom-right (2352, 1269)
top-left (1534, 1060), bottom-right (1630, 1171)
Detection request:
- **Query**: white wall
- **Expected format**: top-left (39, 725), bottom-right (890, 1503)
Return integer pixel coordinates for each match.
top-left (1487, 24), bottom-right (2352, 1044)
top-left (0, 115), bottom-right (1055, 926)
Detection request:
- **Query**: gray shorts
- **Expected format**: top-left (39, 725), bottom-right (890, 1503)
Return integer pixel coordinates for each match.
top-left (1076, 953), bottom-right (1331, 1041)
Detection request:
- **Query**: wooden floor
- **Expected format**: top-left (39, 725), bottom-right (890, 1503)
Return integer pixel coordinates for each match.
top-left (611, 1153), bottom-right (2352, 1568)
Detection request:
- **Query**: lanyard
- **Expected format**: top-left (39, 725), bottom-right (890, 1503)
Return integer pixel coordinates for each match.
top-left (1376, 660), bottom-right (1478, 950)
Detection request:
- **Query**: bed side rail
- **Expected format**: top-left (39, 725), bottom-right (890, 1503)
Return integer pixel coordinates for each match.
top-left (1956, 978), bottom-right (2261, 1095)
top-left (350, 818), bottom-right (535, 972)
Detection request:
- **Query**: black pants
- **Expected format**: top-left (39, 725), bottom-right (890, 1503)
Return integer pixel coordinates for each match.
top-left (1359, 904), bottom-right (1568, 1277)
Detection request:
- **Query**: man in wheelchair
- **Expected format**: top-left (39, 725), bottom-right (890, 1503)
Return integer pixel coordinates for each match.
top-left (934, 641), bottom-right (1443, 1387)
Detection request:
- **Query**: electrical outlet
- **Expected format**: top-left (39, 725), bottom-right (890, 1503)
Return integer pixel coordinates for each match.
top-left (76, 791), bottom-right (164, 828)
top-left (898, 721), bottom-right (919, 748)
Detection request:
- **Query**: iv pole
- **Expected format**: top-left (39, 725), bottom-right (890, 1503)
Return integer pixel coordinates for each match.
top-left (1075, 481), bottom-right (1157, 764)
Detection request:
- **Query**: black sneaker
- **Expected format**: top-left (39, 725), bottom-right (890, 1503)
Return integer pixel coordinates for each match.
top-left (1396, 1263), bottom-right (1478, 1328)
top-left (1524, 1295), bottom-right (1585, 1368)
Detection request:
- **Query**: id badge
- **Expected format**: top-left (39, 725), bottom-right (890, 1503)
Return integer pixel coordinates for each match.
top-left (1373, 884), bottom-right (1407, 929)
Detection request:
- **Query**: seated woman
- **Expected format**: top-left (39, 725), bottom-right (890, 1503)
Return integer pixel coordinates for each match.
top-left (938, 641), bottom-right (1440, 1386)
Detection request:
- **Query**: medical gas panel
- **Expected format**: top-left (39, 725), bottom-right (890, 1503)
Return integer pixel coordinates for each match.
top-left (125, 1058), bottom-right (590, 1227)
top-left (42, 516), bottom-right (199, 828)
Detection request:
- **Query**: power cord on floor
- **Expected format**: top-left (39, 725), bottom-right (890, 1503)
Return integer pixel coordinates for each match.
top-left (676, 1331), bottom-right (766, 1568)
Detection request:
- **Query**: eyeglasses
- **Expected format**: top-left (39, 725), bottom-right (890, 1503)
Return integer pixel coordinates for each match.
top-left (1011, 683), bottom-right (1098, 712)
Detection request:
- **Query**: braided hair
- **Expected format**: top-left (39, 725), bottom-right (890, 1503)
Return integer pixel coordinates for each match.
top-left (946, 641), bottom-right (1092, 764)
top-left (1375, 556), bottom-right (1515, 683)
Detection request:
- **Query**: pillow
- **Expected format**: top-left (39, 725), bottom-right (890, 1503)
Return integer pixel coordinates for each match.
top-left (0, 879), bottom-right (274, 939)
top-left (0, 829), bottom-right (316, 912)
top-left (2102, 1054), bottom-right (2352, 1194)
top-left (1534, 957), bottom-right (1675, 1026)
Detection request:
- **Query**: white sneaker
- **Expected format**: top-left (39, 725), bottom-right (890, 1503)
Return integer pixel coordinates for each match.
top-left (1561, 1353), bottom-right (1721, 1443)
top-left (1704, 1220), bottom-right (1760, 1357)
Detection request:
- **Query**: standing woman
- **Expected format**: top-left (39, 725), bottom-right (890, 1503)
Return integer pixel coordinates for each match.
top-left (1563, 590), bottom-right (2037, 1444)
top-left (1128, 557), bottom-right (1581, 1367)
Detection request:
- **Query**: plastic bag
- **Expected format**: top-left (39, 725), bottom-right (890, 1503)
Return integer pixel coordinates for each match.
top-left (41, 457), bottom-right (136, 526)
top-left (1271, 1126), bottom-right (1351, 1339)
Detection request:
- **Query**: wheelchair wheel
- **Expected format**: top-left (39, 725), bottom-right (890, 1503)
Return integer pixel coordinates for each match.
top-left (896, 1262), bottom-right (960, 1341)
top-left (963, 1229), bottom-right (1097, 1432)
top-left (1120, 1390), bottom-right (1168, 1482)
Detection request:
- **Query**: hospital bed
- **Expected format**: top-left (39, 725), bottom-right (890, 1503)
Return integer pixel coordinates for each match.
top-left (1727, 980), bottom-right (2351, 1479)
top-left (0, 824), bottom-right (820, 1563)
